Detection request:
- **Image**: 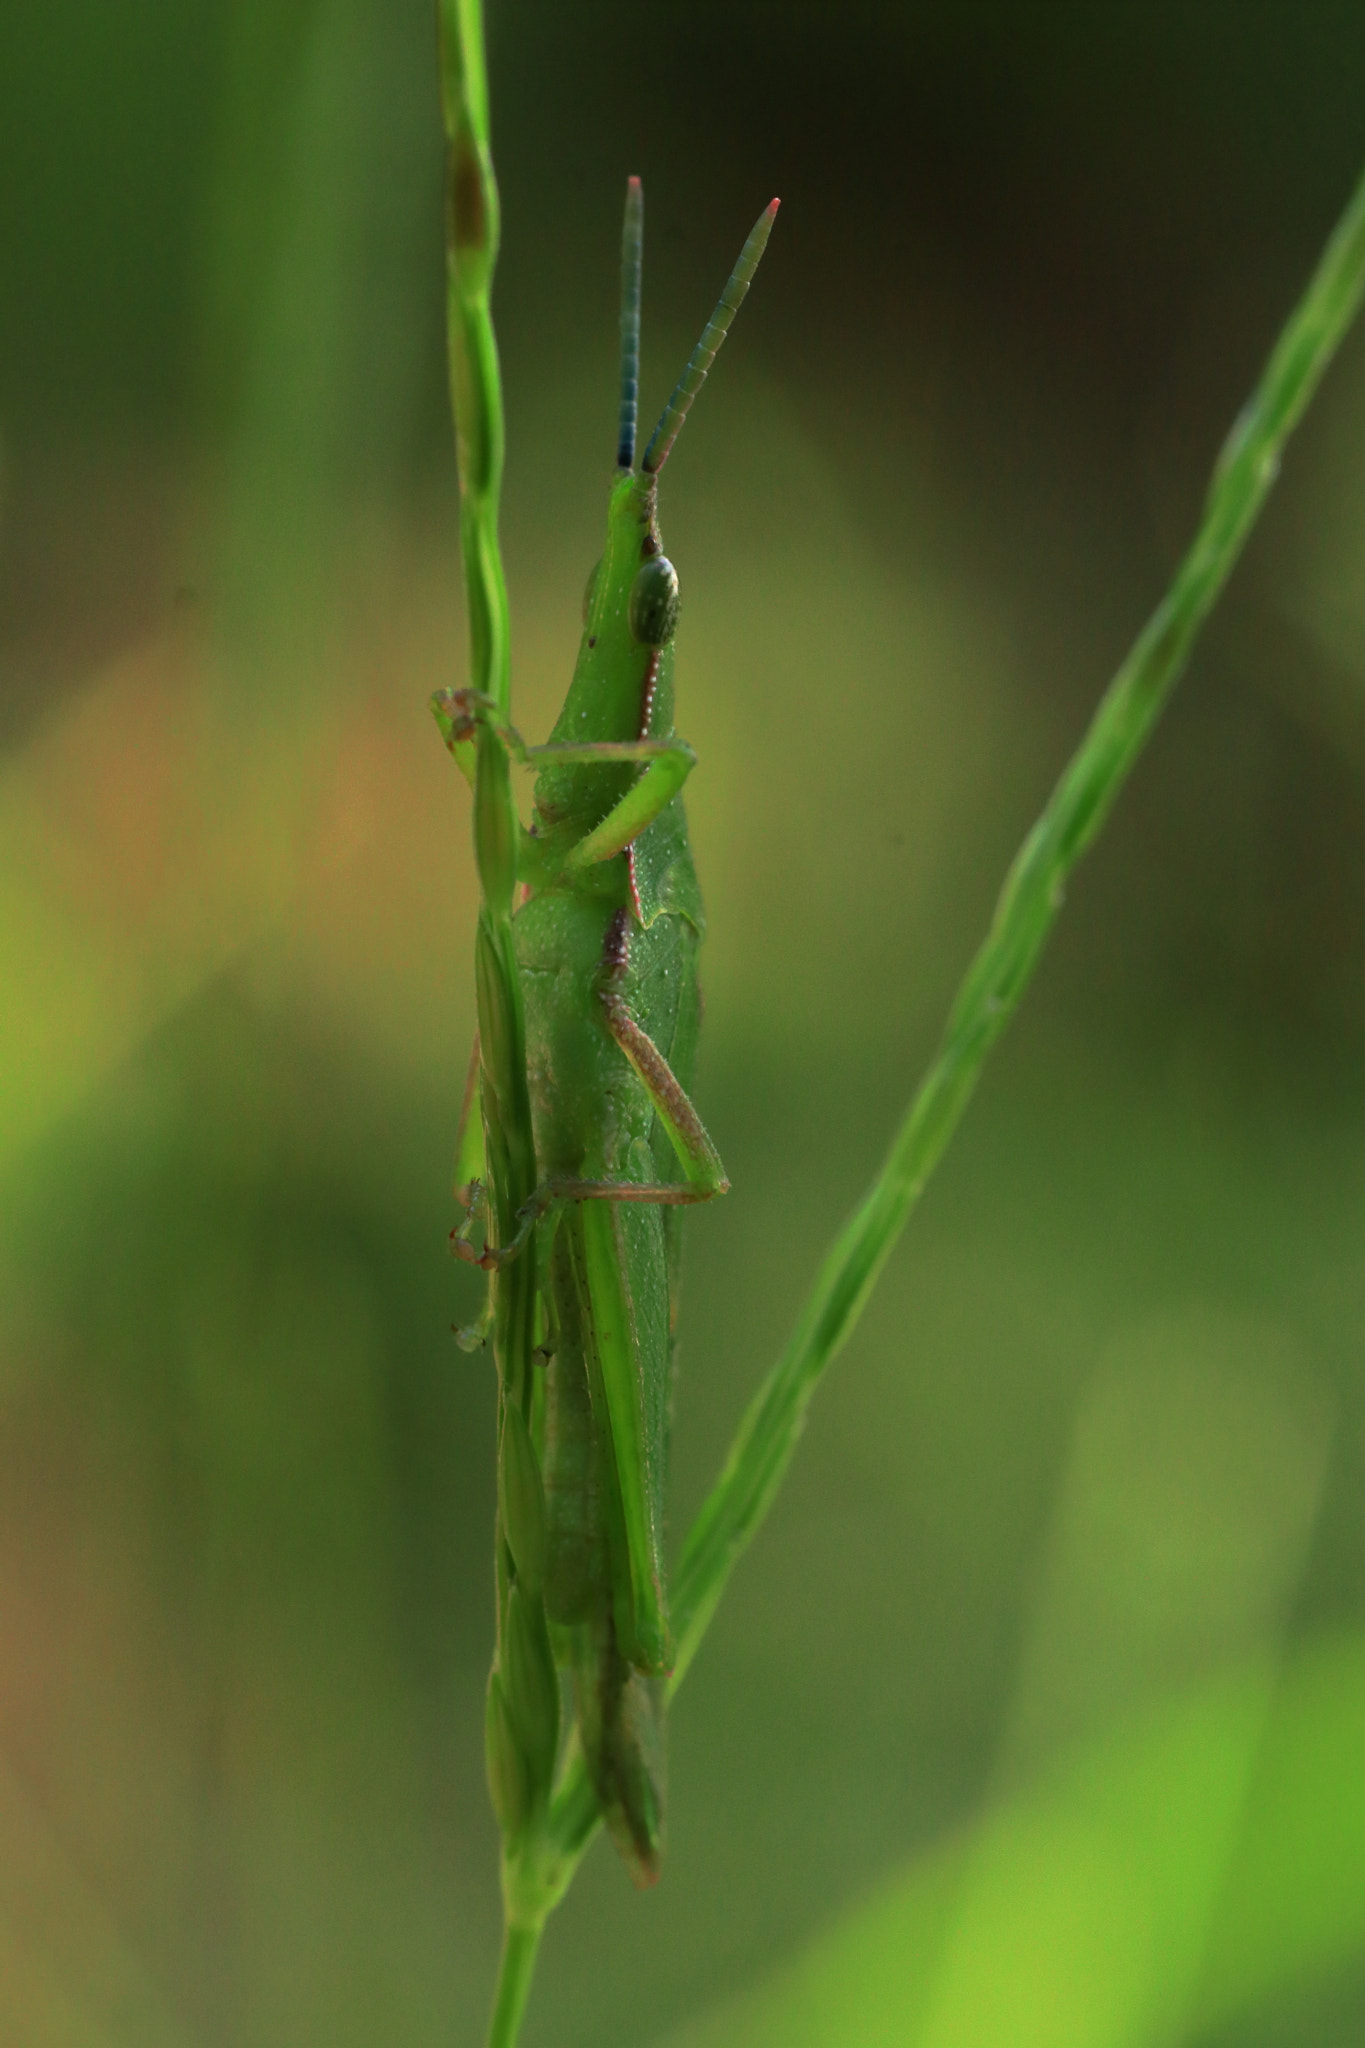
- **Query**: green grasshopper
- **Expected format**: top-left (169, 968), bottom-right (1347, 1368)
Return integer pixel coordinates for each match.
top-left (433, 179), bottom-right (777, 1884)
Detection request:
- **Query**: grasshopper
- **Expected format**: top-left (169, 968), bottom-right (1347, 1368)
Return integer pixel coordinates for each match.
top-left (434, 179), bottom-right (777, 1884)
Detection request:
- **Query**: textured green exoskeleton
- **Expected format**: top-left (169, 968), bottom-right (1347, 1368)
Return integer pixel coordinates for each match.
top-left (435, 179), bottom-right (777, 1882)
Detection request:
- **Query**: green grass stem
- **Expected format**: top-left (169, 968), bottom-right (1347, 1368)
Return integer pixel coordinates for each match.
top-left (487, 1920), bottom-right (543, 2048)
top-left (437, 8), bottom-right (548, 2038)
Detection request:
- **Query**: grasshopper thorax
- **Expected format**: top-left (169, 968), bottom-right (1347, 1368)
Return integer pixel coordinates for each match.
top-left (536, 471), bottom-right (677, 841)
top-left (540, 184), bottom-right (777, 813)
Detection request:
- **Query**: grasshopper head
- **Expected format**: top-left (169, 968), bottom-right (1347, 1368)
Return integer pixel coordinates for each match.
top-left (580, 181), bottom-right (779, 666)
top-left (565, 184), bottom-right (778, 749)
top-left (581, 468), bottom-right (672, 663)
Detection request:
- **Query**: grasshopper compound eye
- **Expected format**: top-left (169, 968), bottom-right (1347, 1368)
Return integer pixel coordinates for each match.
top-left (628, 555), bottom-right (680, 647)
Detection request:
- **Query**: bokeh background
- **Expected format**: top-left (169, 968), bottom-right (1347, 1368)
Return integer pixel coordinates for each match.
top-left (5, 3), bottom-right (1365, 2042)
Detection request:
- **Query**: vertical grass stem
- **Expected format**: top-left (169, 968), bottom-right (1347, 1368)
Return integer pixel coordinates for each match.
top-left (437, 6), bottom-right (547, 2041)
top-left (487, 1922), bottom-right (544, 2048)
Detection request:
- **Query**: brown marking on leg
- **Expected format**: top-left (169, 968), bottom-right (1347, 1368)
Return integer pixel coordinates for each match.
top-left (591, 907), bottom-right (728, 1200)
top-left (602, 998), bottom-right (694, 1134)
top-left (626, 851), bottom-right (645, 926)
top-left (533, 1177), bottom-right (715, 1208)
top-left (600, 993), bottom-right (729, 1195)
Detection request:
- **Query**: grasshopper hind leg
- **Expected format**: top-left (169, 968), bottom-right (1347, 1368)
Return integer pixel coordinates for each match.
top-left (574, 1623), bottom-right (666, 1887)
top-left (541, 1227), bottom-right (605, 1629)
top-left (541, 1198), bottom-right (670, 1883)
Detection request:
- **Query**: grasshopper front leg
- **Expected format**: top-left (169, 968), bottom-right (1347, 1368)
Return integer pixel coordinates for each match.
top-left (432, 685), bottom-right (698, 880)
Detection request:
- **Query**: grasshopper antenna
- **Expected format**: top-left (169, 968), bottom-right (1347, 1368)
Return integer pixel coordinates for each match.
top-left (618, 176), bottom-right (644, 470)
top-left (641, 197), bottom-right (779, 476)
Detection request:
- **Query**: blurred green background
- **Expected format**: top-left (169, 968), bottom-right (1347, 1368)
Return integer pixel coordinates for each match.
top-left (5, 2), bottom-right (1365, 2042)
